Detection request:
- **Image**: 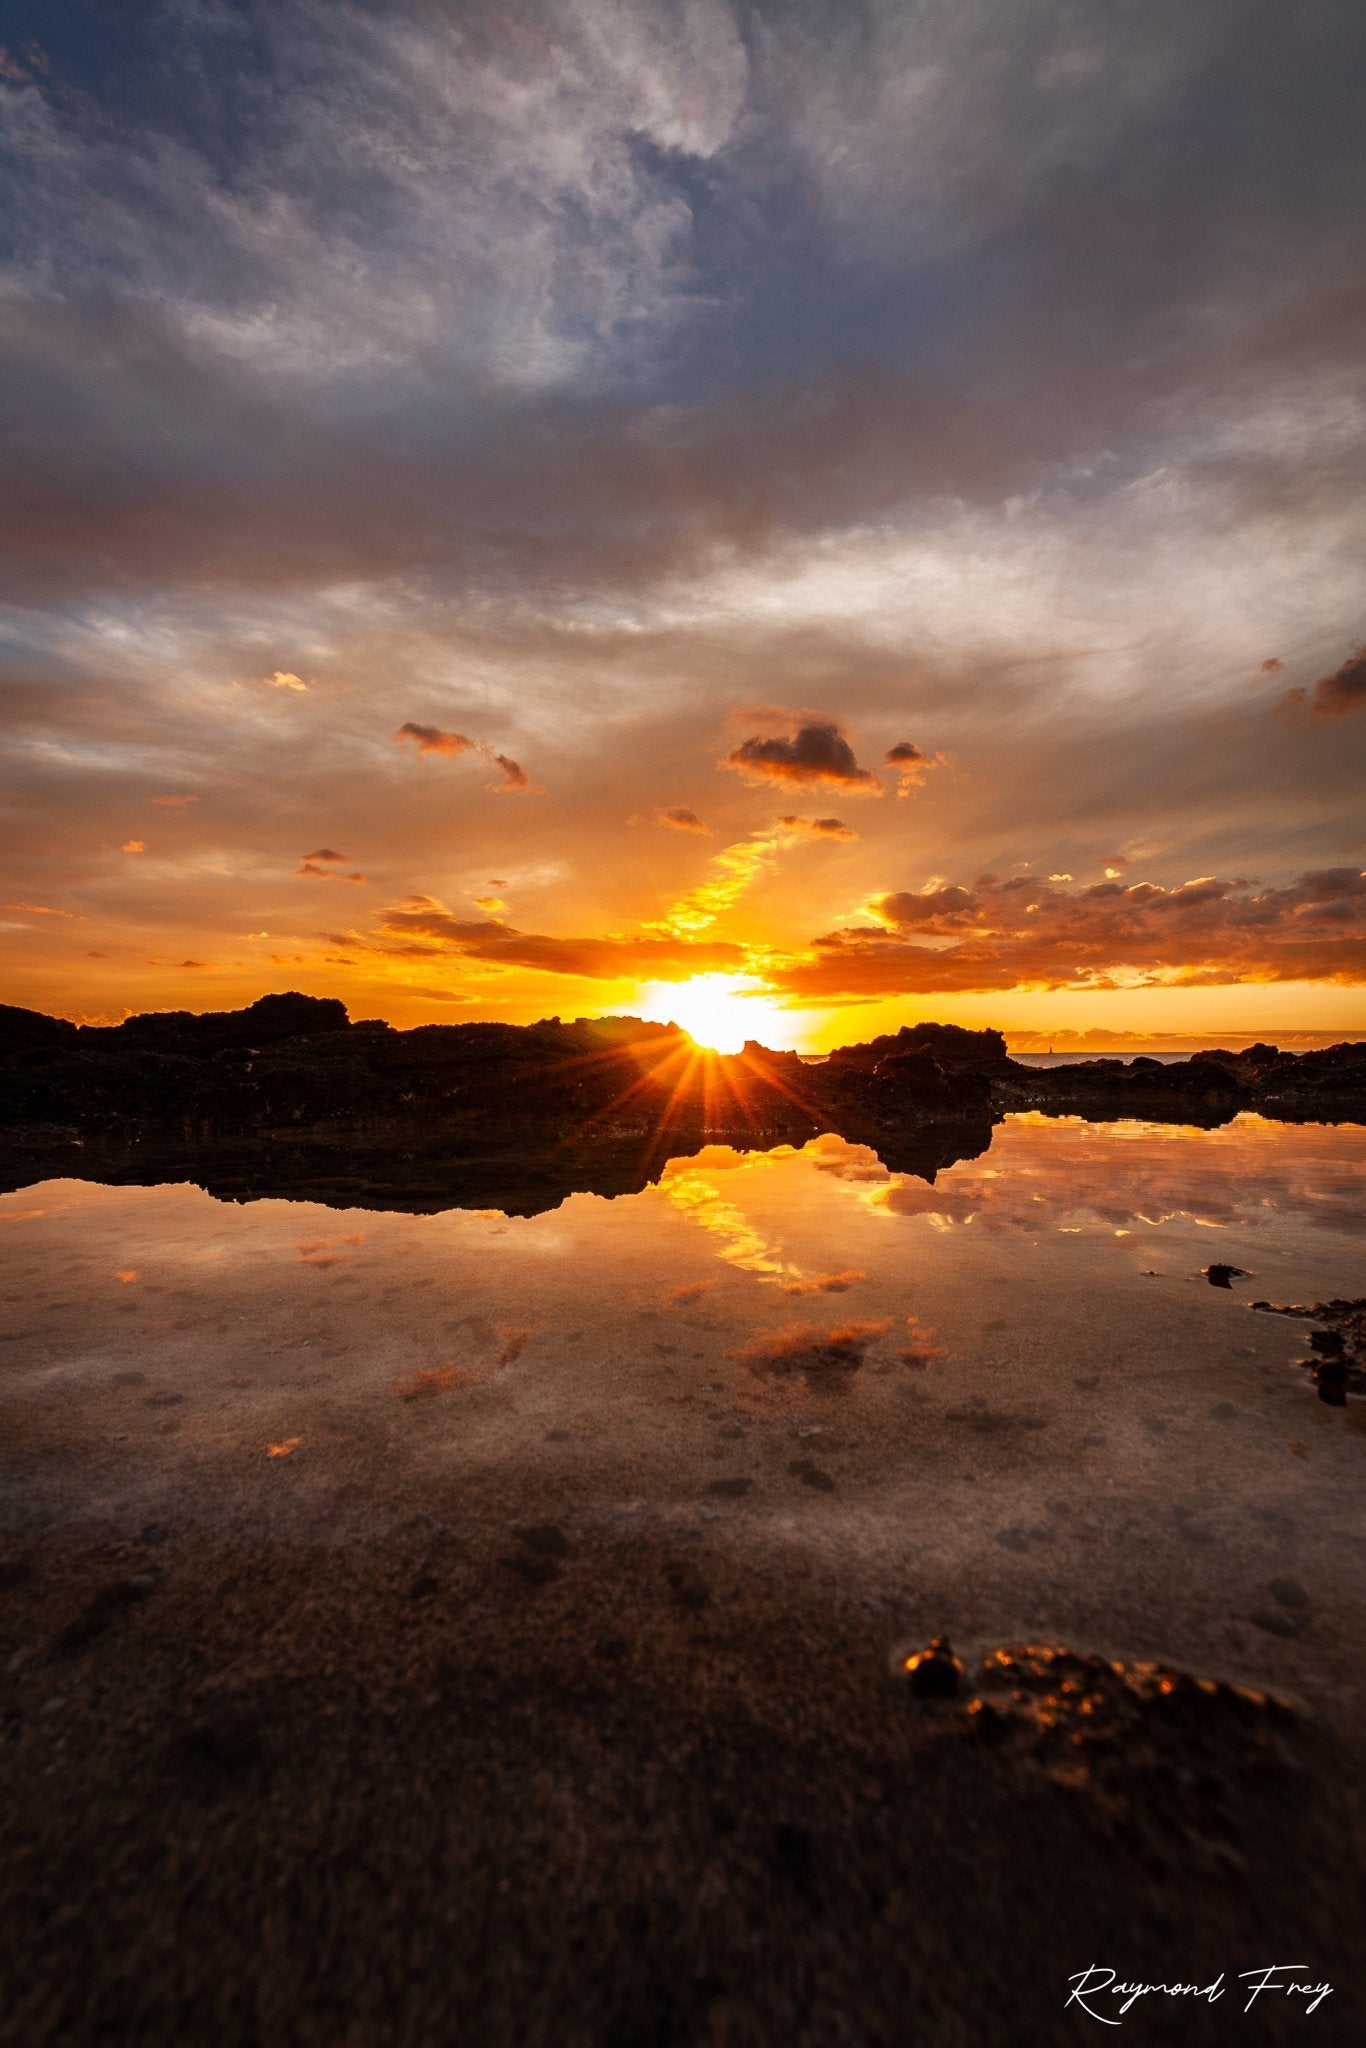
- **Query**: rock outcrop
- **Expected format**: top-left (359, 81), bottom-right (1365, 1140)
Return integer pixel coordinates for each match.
top-left (0, 997), bottom-right (1361, 1213)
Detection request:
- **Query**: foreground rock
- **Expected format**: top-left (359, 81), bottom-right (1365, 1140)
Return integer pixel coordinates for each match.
top-left (991, 1038), bottom-right (1366, 1123)
top-left (0, 997), bottom-right (1361, 1212)
top-left (0, 997), bottom-right (996, 1213)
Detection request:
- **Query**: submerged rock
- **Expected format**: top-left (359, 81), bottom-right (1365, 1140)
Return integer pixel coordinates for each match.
top-left (926, 1640), bottom-right (1302, 1865)
top-left (1252, 1298), bottom-right (1366, 1403)
top-left (1204, 1263), bottom-right (1249, 1288)
top-left (901, 1635), bottom-right (965, 1699)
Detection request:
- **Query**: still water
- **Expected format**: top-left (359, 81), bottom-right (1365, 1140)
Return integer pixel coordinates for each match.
top-left (4, 1112), bottom-right (1361, 1501)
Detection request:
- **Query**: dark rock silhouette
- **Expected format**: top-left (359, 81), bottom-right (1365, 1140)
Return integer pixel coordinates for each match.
top-left (0, 996), bottom-right (1361, 1214)
top-left (992, 1039), bottom-right (1366, 1123)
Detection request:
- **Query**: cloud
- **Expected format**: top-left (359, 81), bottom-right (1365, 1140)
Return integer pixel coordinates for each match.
top-left (883, 741), bottom-right (944, 797)
top-left (120, 840), bottom-right (145, 854)
top-left (5, 900), bottom-right (81, 918)
top-left (394, 1365), bottom-right (467, 1402)
top-left (395, 722), bottom-right (475, 757)
top-left (776, 866), bottom-right (1366, 998)
top-left (637, 805), bottom-right (711, 834)
top-left (2, 0), bottom-right (1364, 1033)
top-left (303, 848), bottom-right (347, 862)
top-left (395, 724), bottom-right (534, 791)
top-left (780, 1270), bottom-right (866, 1294)
top-left (343, 894), bottom-right (745, 981)
top-left (722, 717), bottom-right (881, 793)
top-left (649, 832), bottom-right (784, 936)
top-left (728, 1318), bottom-right (893, 1391)
top-left (870, 1115), bottom-right (1365, 1239)
top-left (1260, 657), bottom-right (1285, 674)
top-left (776, 814), bottom-right (857, 840)
top-left (1307, 645), bottom-right (1366, 717)
top-left (151, 794), bottom-right (198, 808)
top-left (298, 859), bottom-right (365, 882)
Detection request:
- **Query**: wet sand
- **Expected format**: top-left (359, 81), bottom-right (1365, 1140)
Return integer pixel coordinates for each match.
top-left (2, 1118), bottom-right (1365, 2045)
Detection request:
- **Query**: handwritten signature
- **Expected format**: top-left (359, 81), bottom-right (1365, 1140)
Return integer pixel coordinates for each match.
top-left (1066, 1965), bottom-right (1333, 2022)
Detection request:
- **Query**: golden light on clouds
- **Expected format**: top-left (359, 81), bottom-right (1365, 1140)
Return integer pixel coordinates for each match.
top-left (2, 3), bottom-right (1363, 1048)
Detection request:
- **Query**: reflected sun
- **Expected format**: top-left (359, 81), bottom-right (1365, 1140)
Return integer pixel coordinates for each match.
top-left (638, 973), bottom-right (783, 1055)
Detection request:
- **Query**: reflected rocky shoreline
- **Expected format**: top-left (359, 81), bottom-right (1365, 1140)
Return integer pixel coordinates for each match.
top-left (2, 992), bottom-right (1363, 1215)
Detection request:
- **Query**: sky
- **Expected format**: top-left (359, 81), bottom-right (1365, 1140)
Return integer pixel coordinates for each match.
top-left (2, 0), bottom-right (1364, 1051)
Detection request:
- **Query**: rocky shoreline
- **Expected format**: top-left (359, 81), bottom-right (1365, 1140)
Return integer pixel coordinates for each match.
top-left (1, 994), bottom-right (1362, 1212)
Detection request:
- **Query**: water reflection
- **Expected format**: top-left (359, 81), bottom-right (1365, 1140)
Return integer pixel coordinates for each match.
top-left (2, 1113), bottom-right (1362, 1524)
top-left (808, 1115), bottom-right (1366, 1240)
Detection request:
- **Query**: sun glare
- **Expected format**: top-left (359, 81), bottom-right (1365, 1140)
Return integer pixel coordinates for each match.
top-left (638, 974), bottom-right (784, 1055)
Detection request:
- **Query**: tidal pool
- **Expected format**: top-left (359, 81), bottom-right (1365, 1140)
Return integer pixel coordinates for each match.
top-left (4, 1112), bottom-right (1363, 1683)
top-left (3, 1111), bottom-right (1366, 2046)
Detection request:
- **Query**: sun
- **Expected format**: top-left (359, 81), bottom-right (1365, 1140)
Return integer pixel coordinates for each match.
top-left (637, 973), bottom-right (785, 1055)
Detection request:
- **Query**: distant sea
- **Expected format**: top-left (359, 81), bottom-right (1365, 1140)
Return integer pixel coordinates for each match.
top-left (1009, 1050), bottom-right (1195, 1068)
top-left (797, 1049), bottom-right (1201, 1067)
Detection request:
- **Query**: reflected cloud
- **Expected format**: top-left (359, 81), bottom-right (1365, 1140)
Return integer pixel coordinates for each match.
top-left (728, 1318), bottom-right (893, 1393)
top-left (394, 1365), bottom-right (466, 1403)
top-left (865, 1113), bottom-right (1366, 1238)
top-left (659, 1160), bottom-right (788, 1280)
top-left (781, 1270), bottom-right (865, 1295)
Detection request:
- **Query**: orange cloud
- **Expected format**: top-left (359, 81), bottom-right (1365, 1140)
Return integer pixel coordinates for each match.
top-left (636, 805), bottom-right (711, 834)
top-left (395, 723), bottom-right (534, 791)
top-left (780, 1269), bottom-right (866, 1294)
top-left (341, 894), bottom-right (745, 979)
top-left (266, 671), bottom-right (308, 692)
top-left (395, 721), bottom-right (475, 756)
top-left (151, 794), bottom-right (199, 808)
top-left (488, 751), bottom-right (529, 792)
top-left (776, 814), bottom-right (857, 840)
top-left (298, 856), bottom-right (366, 881)
top-left (776, 866), bottom-right (1366, 997)
top-left (722, 715), bottom-right (881, 793)
top-left (394, 1364), bottom-right (466, 1402)
top-left (884, 741), bottom-right (944, 797)
top-left (120, 840), bottom-right (146, 854)
top-left (666, 1280), bottom-right (714, 1302)
top-left (5, 901), bottom-right (81, 918)
top-left (728, 1318), bottom-right (893, 1390)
